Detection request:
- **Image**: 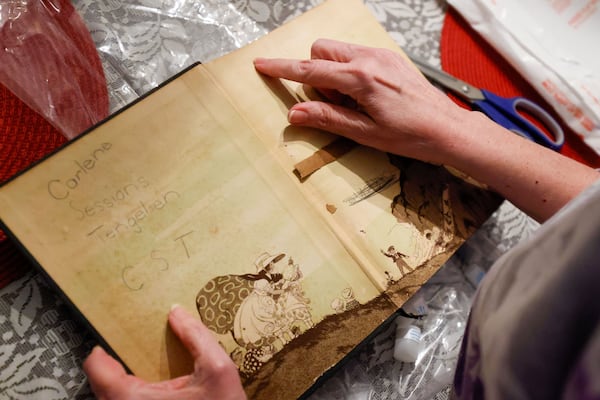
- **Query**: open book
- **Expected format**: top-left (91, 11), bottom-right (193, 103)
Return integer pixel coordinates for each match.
top-left (0, 0), bottom-right (500, 398)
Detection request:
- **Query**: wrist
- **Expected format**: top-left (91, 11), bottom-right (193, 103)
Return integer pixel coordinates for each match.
top-left (432, 109), bottom-right (600, 221)
top-left (423, 106), bottom-right (486, 167)
top-left (431, 109), bottom-right (519, 189)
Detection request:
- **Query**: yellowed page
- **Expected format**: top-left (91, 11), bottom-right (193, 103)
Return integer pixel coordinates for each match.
top-left (0, 65), bottom-right (384, 387)
top-left (202, 0), bottom-right (498, 299)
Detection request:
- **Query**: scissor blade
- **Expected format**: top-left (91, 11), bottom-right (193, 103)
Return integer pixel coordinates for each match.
top-left (409, 57), bottom-right (485, 102)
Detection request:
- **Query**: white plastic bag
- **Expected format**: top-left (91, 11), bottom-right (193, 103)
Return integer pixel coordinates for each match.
top-left (448, 0), bottom-right (600, 155)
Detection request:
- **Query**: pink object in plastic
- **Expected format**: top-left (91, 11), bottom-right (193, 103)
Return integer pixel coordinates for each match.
top-left (0, 0), bottom-right (109, 139)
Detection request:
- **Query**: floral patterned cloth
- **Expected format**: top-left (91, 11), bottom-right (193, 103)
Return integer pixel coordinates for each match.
top-left (0, 1), bottom-right (540, 399)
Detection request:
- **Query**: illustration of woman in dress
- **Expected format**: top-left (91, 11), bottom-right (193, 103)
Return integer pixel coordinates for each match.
top-left (195, 252), bottom-right (284, 344)
top-left (233, 253), bottom-right (286, 348)
top-left (195, 251), bottom-right (314, 376)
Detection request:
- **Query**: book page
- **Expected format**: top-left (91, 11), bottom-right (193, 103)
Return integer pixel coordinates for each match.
top-left (0, 64), bottom-right (390, 392)
top-left (0, 1), bottom-right (500, 398)
top-left (203, 0), bottom-right (500, 304)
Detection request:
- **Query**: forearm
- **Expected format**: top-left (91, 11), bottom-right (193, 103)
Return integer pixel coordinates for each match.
top-left (441, 110), bottom-right (600, 222)
top-left (253, 41), bottom-right (600, 222)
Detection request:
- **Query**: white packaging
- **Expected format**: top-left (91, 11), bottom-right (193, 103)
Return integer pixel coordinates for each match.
top-left (447, 0), bottom-right (600, 154)
top-left (394, 316), bottom-right (423, 363)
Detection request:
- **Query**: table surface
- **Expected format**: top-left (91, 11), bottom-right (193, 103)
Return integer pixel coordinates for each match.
top-left (0, 1), bottom-right (539, 399)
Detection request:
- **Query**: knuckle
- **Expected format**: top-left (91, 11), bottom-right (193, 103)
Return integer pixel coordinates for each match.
top-left (348, 65), bottom-right (377, 98)
top-left (295, 59), bottom-right (315, 77)
top-left (313, 106), bottom-right (334, 128)
top-left (200, 357), bottom-right (238, 377)
top-left (349, 63), bottom-right (372, 82)
top-left (348, 58), bottom-right (381, 88)
top-left (311, 39), bottom-right (326, 56)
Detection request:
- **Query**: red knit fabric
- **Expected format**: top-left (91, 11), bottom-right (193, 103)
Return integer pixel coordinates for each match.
top-left (440, 8), bottom-right (600, 169)
top-left (0, 0), bottom-right (108, 287)
top-left (0, 86), bottom-right (67, 186)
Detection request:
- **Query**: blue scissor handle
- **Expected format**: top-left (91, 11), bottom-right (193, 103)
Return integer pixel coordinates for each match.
top-left (473, 89), bottom-right (565, 151)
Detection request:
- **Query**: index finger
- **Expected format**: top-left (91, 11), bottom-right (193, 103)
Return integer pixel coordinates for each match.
top-left (253, 57), bottom-right (358, 94)
top-left (310, 38), bottom-right (369, 62)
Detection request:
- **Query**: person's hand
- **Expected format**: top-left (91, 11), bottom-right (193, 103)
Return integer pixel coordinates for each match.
top-left (83, 305), bottom-right (246, 400)
top-left (254, 38), bottom-right (600, 222)
top-left (253, 38), bottom-right (470, 165)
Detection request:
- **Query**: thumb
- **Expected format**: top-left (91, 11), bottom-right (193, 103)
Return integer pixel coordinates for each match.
top-left (83, 346), bottom-right (133, 397)
top-left (168, 305), bottom-right (245, 397)
top-left (168, 305), bottom-right (238, 375)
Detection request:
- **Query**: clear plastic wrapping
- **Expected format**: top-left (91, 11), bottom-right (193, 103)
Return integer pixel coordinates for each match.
top-left (308, 264), bottom-right (474, 400)
top-left (72, 0), bottom-right (267, 113)
top-left (0, 0), bottom-right (109, 139)
top-left (0, 0), bottom-right (267, 139)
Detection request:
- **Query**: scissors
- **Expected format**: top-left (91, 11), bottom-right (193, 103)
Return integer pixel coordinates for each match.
top-left (409, 57), bottom-right (565, 151)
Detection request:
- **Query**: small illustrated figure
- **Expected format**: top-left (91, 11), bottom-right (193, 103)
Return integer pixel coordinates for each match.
top-left (384, 270), bottom-right (394, 285)
top-left (331, 297), bottom-right (344, 314)
top-left (381, 245), bottom-right (413, 277)
top-left (382, 245), bottom-right (406, 263)
top-left (330, 287), bottom-right (360, 313)
top-left (341, 287), bottom-right (359, 311)
top-left (273, 258), bottom-right (313, 343)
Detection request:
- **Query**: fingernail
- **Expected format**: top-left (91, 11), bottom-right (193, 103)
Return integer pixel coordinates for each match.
top-left (288, 109), bottom-right (308, 124)
top-left (89, 345), bottom-right (106, 357)
top-left (91, 345), bottom-right (102, 354)
top-left (170, 303), bottom-right (181, 312)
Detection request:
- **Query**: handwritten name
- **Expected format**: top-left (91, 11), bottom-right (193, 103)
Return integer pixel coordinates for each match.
top-left (86, 190), bottom-right (181, 241)
top-left (68, 177), bottom-right (150, 220)
top-left (47, 142), bottom-right (112, 200)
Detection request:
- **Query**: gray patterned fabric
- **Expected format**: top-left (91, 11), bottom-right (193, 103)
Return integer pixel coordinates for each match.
top-left (0, 1), bottom-right (541, 399)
